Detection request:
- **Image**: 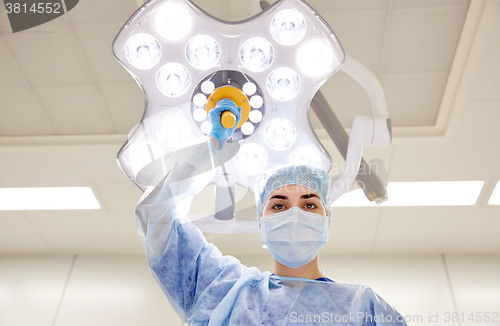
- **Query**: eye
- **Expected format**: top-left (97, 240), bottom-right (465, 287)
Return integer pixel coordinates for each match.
top-left (304, 202), bottom-right (317, 210)
top-left (272, 203), bottom-right (285, 210)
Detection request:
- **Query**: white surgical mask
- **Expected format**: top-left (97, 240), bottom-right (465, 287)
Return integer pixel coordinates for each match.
top-left (260, 206), bottom-right (328, 268)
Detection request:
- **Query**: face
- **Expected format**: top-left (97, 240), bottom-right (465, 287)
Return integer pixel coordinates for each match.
top-left (261, 184), bottom-right (327, 218)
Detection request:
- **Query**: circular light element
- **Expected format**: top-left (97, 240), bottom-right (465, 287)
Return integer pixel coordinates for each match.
top-left (193, 108), bottom-right (207, 122)
top-left (235, 143), bottom-right (268, 176)
top-left (186, 35), bottom-right (220, 70)
top-left (201, 80), bottom-right (215, 94)
top-left (242, 82), bottom-right (257, 96)
top-left (156, 63), bottom-right (191, 97)
top-left (289, 147), bottom-right (322, 169)
top-left (267, 67), bottom-right (301, 101)
top-left (264, 118), bottom-right (297, 151)
top-left (270, 9), bottom-right (306, 46)
top-left (193, 93), bottom-right (207, 107)
top-left (241, 122), bottom-right (255, 135)
top-left (200, 121), bottom-right (212, 134)
top-left (124, 33), bottom-right (161, 70)
top-left (155, 3), bottom-right (191, 41)
top-left (157, 115), bottom-right (191, 147)
top-left (297, 41), bottom-right (334, 76)
top-left (249, 95), bottom-right (263, 109)
top-left (249, 110), bottom-right (262, 123)
top-left (240, 37), bottom-right (274, 72)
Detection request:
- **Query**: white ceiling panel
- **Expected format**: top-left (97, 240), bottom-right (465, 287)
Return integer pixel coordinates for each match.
top-left (381, 72), bottom-right (448, 126)
top-left (306, 0), bottom-right (388, 14)
top-left (34, 86), bottom-right (115, 134)
top-left (322, 12), bottom-right (387, 75)
top-left (0, 211), bottom-right (52, 254)
top-left (0, 88), bottom-right (54, 135)
top-left (0, 256), bottom-right (73, 326)
top-left (73, 24), bottom-right (135, 85)
top-left (55, 256), bottom-right (183, 326)
top-left (98, 84), bottom-right (145, 133)
top-left (0, 146), bottom-right (127, 186)
top-left (383, 6), bottom-right (468, 74)
top-left (313, 74), bottom-right (373, 128)
top-left (1, 25), bottom-right (92, 87)
top-left (66, 0), bottom-right (139, 26)
top-left (0, 38), bottom-right (24, 88)
top-left (390, 100), bottom-right (500, 181)
top-left (25, 210), bottom-right (144, 254)
top-left (445, 254), bottom-right (500, 326)
top-left (94, 182), bottom-right (143, 212)
top-left (468, 6), bottom-right (500, 101)
top-left (392, 0), bottom-right (470, 10)
top-left (191, 0), bottom-right (229, 20)
top-left (0, 5), bottom-right (11, 31)
top-left (375, 206), bottom-right (500, 254)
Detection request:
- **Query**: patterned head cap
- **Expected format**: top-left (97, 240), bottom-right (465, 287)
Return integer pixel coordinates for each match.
top-left (254, 165), bottom-right (332, 227)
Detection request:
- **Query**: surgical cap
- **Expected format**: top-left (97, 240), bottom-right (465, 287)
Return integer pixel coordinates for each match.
top-left (254, 165), bottom-right (332, 223)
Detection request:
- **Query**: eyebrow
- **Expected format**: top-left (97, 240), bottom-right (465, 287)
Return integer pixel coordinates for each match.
top-left (269, 193), bottom-right (321, 200)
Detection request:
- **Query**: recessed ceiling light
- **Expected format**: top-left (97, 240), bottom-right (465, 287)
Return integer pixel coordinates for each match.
top-left (488, 181), bottom-right (500, 205)
top-left (332, 181), bottom-right (484, 207)
top-left (0, 187), bottom-right (101, 210)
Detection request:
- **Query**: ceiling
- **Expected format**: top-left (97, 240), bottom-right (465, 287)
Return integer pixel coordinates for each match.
top-left (0, 0), bottom-right (499, 255)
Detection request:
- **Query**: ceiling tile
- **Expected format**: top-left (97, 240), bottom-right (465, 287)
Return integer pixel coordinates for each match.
top-left (191, 0), bottom-right (229, 20)
top-left (0, 38), bottom-right (24, 88)
top-left (389, 100), bottom-right (500, 181)
top-left (391, 0), bottom-right (470, 10)
top-left (381, 72), bottom-right (448, 126)
top-left (94, 182), bottom-right (143, 212)
top-left (34, 86), bottom-right (114, 134)
top-left (66, 0), bottom-right (139, 25)
top-left (307, 0), bottom-right (389, 14)
top-left (315, 74), bottom-right (373, 128)
top-left (0, 146), bottom-right (128, 186)
top-left (98, 84), bottom-right (145, 133)
top-left (322, 12), bottom-right (387, 75)
top-left (383, 7), bottom-right (468, 74)
top-left (55, 256), bottom-right (183, 326)
top-left (375, 206), bottom-right (500, 254)
top-left (0, 211), bottom-right (52, 254)
top-left (73, 24), bottom-right (134, 85)
top-left (0, 88), bottom-right (54, 135)
top-left (0, 256), bottom-right (73, 326)
top-left (1, 25), bottom-right (91, 87)
top-left (468, 6), bottom-right (500, 101)
top-left (25, 210), bottom-right (144, 254)
top-left (0, 5), bottom-right (11, 31)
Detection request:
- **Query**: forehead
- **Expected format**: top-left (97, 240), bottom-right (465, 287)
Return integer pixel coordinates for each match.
top-left (267, 184), bottom-right (320, 198)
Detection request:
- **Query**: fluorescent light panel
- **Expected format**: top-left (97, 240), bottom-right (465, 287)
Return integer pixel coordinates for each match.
top-left (333, 181), bottom-right (484, 207)
top-left (0, 187), bottom-right (100, 210)
top-left (488, 181), bottom-right (500, 205)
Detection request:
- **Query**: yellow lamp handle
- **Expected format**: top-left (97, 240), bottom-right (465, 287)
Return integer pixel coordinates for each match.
top-left (221, 111), bottom-right (236, 129)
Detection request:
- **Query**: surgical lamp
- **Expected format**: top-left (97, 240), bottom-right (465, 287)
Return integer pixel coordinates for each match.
top-left (112, 0), bottom-right (392, 233)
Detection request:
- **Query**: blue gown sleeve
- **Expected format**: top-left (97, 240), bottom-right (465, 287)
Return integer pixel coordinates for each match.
top-left (355, 286), bottom-right (407, 325)
top-left (134, 141), bottom-right (247, 324)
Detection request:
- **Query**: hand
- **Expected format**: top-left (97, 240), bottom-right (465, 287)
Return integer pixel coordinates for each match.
top-left (208, 99), bottom-right (242, 150)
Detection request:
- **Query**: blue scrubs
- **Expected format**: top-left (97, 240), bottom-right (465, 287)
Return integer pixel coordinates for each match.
top-left (135, 167), bottom-right (407, 325)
